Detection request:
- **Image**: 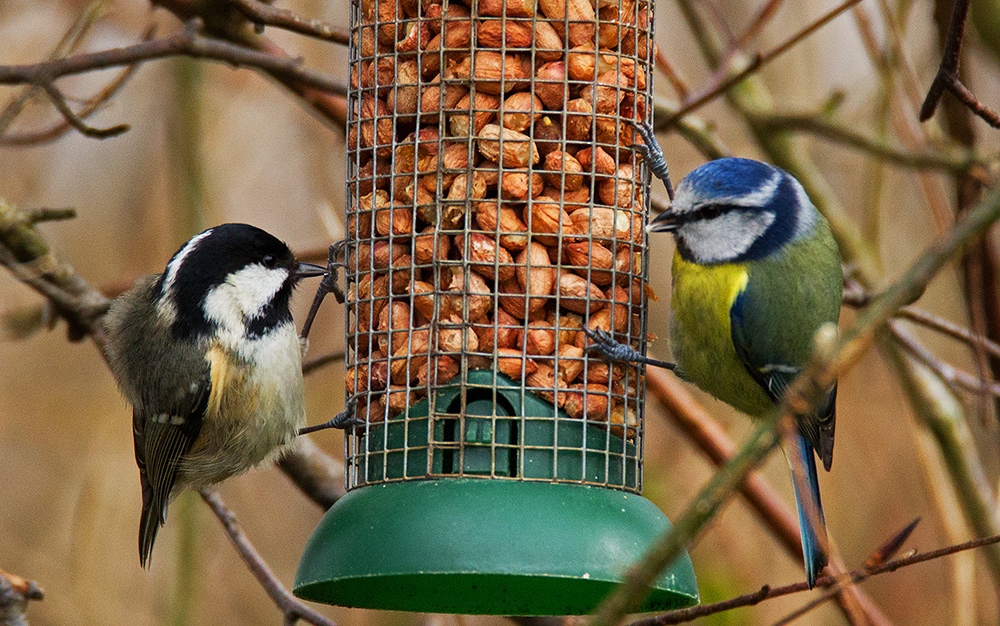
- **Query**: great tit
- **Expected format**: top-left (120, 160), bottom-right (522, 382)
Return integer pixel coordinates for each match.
top-left (588, 145), bottom-right (842, 587)
top-left (103, 223), bottom-right (326, 567)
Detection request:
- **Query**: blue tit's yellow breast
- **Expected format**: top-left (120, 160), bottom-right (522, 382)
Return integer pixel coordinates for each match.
top-left (669, 250), bottom-right (774, 417)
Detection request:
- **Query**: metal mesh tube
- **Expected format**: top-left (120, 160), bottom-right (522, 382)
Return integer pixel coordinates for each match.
top-left (344, 0), bottom-right (655, 492)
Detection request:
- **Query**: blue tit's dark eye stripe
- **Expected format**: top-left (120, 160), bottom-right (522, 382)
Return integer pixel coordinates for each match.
top-left (673, 203), bottom-right (738, 225)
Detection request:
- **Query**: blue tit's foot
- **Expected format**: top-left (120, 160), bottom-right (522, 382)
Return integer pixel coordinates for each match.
top-left (299, 397), bottom-right (363, 435)
top-left (583, 327), bottom-right (675, 370)
top-left (623, 118), bottom-right (674, 200)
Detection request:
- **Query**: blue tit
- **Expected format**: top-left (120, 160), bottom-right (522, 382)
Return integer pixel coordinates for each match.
top-left (649, 157), bottom-right (843, 588)
top-left (104, 223), bottom-right (329, 567)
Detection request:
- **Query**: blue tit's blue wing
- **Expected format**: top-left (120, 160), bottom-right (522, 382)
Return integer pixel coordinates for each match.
top-left (730, 289), bottom-right (837, 470)
top-left (731, 288), bottom-right (831, 588)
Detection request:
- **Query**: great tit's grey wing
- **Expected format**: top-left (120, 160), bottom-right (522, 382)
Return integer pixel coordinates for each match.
top-left (730, 288), bottom-right (836, 471)
top-left (134, 372), bottom-right (209, 568)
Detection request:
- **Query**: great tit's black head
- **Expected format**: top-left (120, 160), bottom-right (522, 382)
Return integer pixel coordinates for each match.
top-left (646, 158), bottom-right (819, 265)
top-left (155, 224), bottom-right (320, 340)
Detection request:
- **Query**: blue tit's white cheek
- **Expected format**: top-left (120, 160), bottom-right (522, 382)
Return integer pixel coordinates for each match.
top-left (678, 210), bottom-right (775, 264)
top-left (202, 264), bottom-right (289, 342)
top-left (789, 177), bottom-right (819, 242)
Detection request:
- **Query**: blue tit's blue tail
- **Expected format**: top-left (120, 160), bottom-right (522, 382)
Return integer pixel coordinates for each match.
top-left (790, 432), bottom-right (828, 588)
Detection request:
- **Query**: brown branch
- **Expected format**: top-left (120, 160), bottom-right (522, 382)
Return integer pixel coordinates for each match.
top-left (0, 19), bottom-right (347, 98)
top-left (897, 306), bottom-right (1000, 361)
top-left (919, 0), bottom-right (1000, 127)
top-left (645, 367), bottom-right (892, 626)
top-left (1, 39), bottom-right (145, 146)
top-left (229, 0), bottom-right (350, 45)
top-left (199, 489), bottom-right (337, 626)
top-left (39, 81), bottom-right (129, 139)
top-left (662, 0), bottom-right (862, 128)
top-left (630, 520), bottom-right (919, 625)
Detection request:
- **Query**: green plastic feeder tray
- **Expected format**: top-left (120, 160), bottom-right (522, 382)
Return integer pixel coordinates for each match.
top-left (294, 371), bottom-right (699, 615)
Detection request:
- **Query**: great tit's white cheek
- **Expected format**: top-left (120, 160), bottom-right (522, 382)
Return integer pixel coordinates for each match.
top-left (680, 210), bottom-right (774, 264)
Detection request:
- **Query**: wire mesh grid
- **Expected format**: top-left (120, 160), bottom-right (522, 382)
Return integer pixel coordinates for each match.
top-left (344, 0), bottom-right (655, 493)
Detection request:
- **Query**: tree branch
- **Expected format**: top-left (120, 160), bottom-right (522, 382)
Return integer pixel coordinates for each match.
top-left (919, 0), bottom-right (1000, 127)
top-left (0, 19), bottom-right (347, 98)
top-left (229, 0), bottom-right (350, 45)
top-left (200, 489), bottom-right (337, 626)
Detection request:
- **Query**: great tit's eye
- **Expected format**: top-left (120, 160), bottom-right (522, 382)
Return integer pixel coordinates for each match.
top-left (262, 254), bottom-right (278, 268)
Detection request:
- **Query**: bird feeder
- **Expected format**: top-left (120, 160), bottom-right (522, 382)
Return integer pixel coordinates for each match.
top-left (295, 0), bottom-right (698, 614)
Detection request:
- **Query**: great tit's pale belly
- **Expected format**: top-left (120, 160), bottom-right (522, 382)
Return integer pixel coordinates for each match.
top-left (179, 322), bottom-right (306, 486)
top-left (669, 250), bottom-right (774, 417)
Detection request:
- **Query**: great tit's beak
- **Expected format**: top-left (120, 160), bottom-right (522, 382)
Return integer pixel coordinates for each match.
top-left (296, 262), bottom-right (327, 280)
top-left (646, 210), bottom-right (680, 233)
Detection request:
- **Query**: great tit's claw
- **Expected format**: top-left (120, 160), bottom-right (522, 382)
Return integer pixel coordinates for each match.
top-left (583, 327), bottom-right (676, 371)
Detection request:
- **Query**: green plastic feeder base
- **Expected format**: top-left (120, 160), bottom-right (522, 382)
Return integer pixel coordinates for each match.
top-left (294, 479), bottom-right (698, 615)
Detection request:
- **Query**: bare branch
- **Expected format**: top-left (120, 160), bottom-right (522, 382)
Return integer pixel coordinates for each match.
top-left (662, 0), bottom-right (863, 128)
top-left (0, 19), bottom-right (347, 98)
top-left (1, 33), bottom-right (147, 146)
top-left (200, 489), bottom-right (337, 626)
top-left (303, 350), bottom-right (345, 376)
top-left (278, 439), bottom-right (346, 510)
top-left (630, 520), bottom-right (919, 625)
top-left (229, 0), bottom-right (350, 45)
top-left (39, 81), bottom-right (129, 139)
top-left (746, 110), bottom-right (977, 172)
top-left (919, 0), bottom-right (1000, 127)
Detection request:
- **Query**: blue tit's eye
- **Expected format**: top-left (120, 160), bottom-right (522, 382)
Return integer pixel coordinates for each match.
top-left (262, 254), bottom-right (278, 268)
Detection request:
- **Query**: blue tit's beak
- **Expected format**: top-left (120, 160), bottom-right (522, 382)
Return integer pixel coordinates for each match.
top-left (646, 210), bottom-right (680, 233)
top-left (296, 262), bottom-right (327, 280)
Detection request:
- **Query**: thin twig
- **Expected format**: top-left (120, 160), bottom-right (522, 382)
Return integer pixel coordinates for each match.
top-left (631, 520), bottom-right (919, 625)
top-left (662, 0), bottom-right (863, 128)
top-left (746, 111), bottom-right (976, 172)
top-left (1, 28), bottom-right (148, 146)
top-left (229, 0), bottom-right (350, 45)
top-left (897, 306), bottom-right (1000, 362)
top-left (199, 489), bottom-right (337, 626)
top-left (39, 81), bottom-right (129, 138)
top-left (0, 19), bottom-right (347, 97)
top-left (919, 0), bottom-right (1000, 127)
top-left (891, 322), bottom-right (1000, 398)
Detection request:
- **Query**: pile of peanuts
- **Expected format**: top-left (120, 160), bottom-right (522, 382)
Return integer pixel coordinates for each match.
top-left (345, 0), bottom-right (654, 437)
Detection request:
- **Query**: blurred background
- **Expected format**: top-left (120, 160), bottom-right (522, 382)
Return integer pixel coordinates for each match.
top-left (2, 0), bottom-right (1000, 624)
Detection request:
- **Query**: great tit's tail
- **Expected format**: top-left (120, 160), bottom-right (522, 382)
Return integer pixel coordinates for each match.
top-left (790, 432), bottom-right (828, 588)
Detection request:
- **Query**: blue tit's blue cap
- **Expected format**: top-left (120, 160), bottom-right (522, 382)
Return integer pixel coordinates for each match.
top-left (679, 158), bottom-right (781, 202)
